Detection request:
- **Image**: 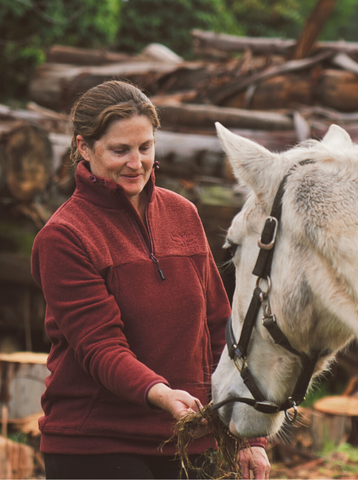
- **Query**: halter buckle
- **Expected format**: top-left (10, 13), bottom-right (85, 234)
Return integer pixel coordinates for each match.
top-left (233, 356), bottom-right (247, 373)
top-left (258, 217), bottom-right (278, 250)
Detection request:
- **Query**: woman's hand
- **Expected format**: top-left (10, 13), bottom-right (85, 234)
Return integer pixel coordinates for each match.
top-left (147, 383), bottom-right (203, 419)
top-left (238, 446), bottom-right (270, 479)
top-left (147, 383), bottom-right (208, 437)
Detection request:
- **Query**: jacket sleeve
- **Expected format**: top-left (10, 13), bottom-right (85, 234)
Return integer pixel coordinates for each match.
top-left (31, 223), bottom-right (169, 407)
top-left (205, 248), bottom-right (231, 370)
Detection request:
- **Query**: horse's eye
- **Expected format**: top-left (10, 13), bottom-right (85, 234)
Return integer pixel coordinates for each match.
top-left (228, 243), bottom-right (239, 257)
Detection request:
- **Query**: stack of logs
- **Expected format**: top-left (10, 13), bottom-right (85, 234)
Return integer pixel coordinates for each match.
top-left (3, 31), bottom-right (358, 350)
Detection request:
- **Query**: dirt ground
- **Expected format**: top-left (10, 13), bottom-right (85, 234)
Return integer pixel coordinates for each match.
top-left (270, 450), bottom-right (358, 479)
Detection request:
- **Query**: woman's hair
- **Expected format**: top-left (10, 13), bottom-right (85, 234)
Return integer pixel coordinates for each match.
top-left (70, 80), bottom-right (160, 164)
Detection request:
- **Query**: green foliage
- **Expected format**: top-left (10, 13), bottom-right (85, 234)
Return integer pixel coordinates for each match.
top-left (319, 442), bottom-right (358, 476)
top-left (8, 431), bottom-right (29, 445)
top-left (225, 0), bottom-right (301, 38)
top-left (224, 0), bottom-right (358, 41)
top-left (298, 0), bottom-right (358, 41)
top-left (0, 0), bottom-right (121, 100)
top-left (115, 0), bottom-right (241, 56)
top-left (320, 442), bottom-right (358, 461)
top-left (300, 374), bottom-right (347, 409)
top-left (4, 0), bottom-right (358, 103)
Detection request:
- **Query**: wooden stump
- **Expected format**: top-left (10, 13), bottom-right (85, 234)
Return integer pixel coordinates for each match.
top-left (4, 124), bottom-right (53, 201)
top-left (0, 352), bottom-right (48, 421)
top-left (0, 436), bottom-right (34, 479)
top-left (311, 395), bottom-right (358, 450)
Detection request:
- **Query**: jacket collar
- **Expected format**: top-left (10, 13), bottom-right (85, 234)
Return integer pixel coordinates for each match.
top-left (73, 160), bottom-right (156, 211)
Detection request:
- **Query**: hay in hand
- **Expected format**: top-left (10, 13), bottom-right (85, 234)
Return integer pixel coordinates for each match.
top-left (162, 403), bottom-right (249, 479)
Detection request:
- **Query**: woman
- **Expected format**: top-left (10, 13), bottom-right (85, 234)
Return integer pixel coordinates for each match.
top-left (31, 80), bottom-right (270, 479)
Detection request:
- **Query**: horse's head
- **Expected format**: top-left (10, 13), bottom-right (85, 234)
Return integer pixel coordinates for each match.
top-left (212, 123), bottom-right (358, 438)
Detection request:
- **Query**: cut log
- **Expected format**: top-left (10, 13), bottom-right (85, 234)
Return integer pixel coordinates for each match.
top-left (141, 43), bottom-right (183, 64)
top-left (46, 44), bottom-right (133, 65)
top-left (331, 52), bottom-right (358, 75)
top-left (0, 436), bottom-right (34, 479)
top-left (192, 29), bottom-right (297, 56)
top-left (221, 73), bottom-right (314, 110)
top-left (209, 50), bottom-right (332, 105)
top-left (316, 69), bottom-right (358, 112)
top-left (29, 61), bottom-right (197, 111)
top-left (314, 396), bottom-right (358, 416)
top-left (309, 409), bottom-right (352, 450)
top-left (155, 128), bottom-right (302, 180)
top-left (157, 103), bottom-right (293, 131)
top-left (155, 129), bottom-right (226, 178)
top-left (0, 103), bottom-right (68, 134)
top-left (192, 29), bottom-right (358, 57)
top-left (0, 352), bottom-right (48, 421)
top-left (4, 124), bottom-right (53, 201)
top-left (292, 0), bottom-right (338, 60)
top-left (0, 146), bottom-right (8, 191)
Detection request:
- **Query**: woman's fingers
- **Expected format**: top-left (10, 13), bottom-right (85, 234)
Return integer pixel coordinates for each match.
top-left (238, 447), bottom-right (271, 479)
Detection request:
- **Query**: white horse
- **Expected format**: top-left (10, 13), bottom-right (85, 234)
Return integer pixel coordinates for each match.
top-left (212, 123), bottom-right (358, 439)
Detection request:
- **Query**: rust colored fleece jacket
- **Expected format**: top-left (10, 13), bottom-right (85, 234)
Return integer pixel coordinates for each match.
top-left (31, 161), bottom-right (266, 455)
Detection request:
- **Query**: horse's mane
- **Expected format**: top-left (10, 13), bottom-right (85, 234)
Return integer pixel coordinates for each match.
top-left (284, 137), bottom-right (358, 168)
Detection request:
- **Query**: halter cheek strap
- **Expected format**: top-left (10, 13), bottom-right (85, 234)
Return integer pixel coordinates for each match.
top-left (211, 159), bottom-right (331, 422)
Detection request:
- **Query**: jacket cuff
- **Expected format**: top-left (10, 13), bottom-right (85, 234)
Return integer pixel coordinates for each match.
top-left (246, 437), bottom-right (267, 449)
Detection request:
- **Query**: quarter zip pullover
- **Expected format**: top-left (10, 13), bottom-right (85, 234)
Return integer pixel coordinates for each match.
top-left (31, 161), bottom-right (262, 456)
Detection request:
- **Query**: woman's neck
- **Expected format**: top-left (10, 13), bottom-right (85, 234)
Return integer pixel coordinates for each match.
top-left (130, 190), bottom-right (148, 227)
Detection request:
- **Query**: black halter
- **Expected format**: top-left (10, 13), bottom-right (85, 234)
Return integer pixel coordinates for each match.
top-left (211, 160), bottom-right (330, 423)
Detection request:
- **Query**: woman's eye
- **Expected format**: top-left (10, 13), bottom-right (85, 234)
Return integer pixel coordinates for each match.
top-left (140, 144), bottom-right (151, 151)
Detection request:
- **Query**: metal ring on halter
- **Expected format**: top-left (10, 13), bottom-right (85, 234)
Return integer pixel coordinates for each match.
top-left (284, 401), bottom-right (298, 424)
top-left (256, 276), bottom-right (272, 300)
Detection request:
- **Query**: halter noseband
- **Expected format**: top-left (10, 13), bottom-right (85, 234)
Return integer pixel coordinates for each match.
top-left (211, 159), bottom-right (330, 423)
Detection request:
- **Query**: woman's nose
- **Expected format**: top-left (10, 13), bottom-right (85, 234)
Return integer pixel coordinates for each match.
top-left (127, 150), bottom-right (141, 169)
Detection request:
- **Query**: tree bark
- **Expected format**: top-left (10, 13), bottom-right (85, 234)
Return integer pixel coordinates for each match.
top-left (292, 0), bottom-right (338, 60)
top-left (316, 69), bottom-right (358, 112)
top-left (221, 74), bottom-right (314, 110)
top-left (46, 45), bottom-right (133, 65)
top-left (0, 146), bottom-right (8, 191)
top-left (192, 29), bottom-right (297, 56)
top-left (192, 29), bottom-right (358, 57)
top-left (4, 124), bottom-right (53, 201)
top-left (29, 61), bottom-right (196, 111)
top-left (209, 50), bottom-right (332, 105)
top-left (157, 102), bottom-right (293, 131)
top-left (0, 102), bottom-right (68, 134)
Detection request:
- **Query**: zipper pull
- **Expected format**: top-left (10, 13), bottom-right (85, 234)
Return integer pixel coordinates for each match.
top-left (150, 254), bottom-right (165, 281)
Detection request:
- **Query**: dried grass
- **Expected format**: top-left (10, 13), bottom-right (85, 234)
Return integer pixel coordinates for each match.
top-left (162, 403), bottom-right (249, 479)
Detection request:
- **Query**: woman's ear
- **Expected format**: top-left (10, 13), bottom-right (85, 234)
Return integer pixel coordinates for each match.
top-left (76, 135), bottom-right (91, 162)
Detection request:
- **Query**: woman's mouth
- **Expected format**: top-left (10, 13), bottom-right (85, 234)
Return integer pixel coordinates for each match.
top-left (122, 174), bottom-right (141, 179)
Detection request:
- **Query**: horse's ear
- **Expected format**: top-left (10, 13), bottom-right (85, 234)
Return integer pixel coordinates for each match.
top-left (215, 122), bottom-right (277, 194)
top-left (322, 124), bottom-right (352, 147)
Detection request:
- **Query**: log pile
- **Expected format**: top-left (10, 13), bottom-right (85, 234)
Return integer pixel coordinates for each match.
top-left (3, 33), bottom-right (358, 349)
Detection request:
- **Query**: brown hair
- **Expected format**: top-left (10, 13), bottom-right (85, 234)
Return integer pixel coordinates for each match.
top-left (70, 80), bottom-right (160, 164)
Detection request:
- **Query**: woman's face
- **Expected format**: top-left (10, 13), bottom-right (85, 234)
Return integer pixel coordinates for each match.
top-left (77, 115), bottom-right (155, 206)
